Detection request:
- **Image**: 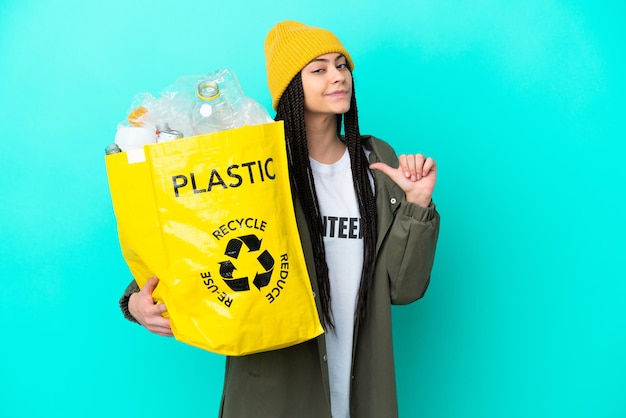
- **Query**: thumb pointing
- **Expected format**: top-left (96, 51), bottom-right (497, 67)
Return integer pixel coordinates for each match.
top-left (369, 162), bottom-right (397, 179)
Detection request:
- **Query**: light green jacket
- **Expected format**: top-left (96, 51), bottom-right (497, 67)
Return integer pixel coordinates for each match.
top-left (119, 135), bottom-right (440, 418)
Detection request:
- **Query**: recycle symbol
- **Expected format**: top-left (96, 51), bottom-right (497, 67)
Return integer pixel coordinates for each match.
top-left (218, 234), bottom-right (275, 292)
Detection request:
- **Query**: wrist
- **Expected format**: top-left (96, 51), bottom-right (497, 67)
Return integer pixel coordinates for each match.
top-left (120, 291), bottom-right (141, 324)
top-left (406, 193), bottom-right (432, 208)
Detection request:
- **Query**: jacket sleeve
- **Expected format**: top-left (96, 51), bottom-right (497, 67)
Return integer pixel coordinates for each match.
top-left (119, 280), bottom-right (140, 324)
top-left (385, 200), bottom-right (440, 305)
top-left (366, 135), bottom-right (440, 305)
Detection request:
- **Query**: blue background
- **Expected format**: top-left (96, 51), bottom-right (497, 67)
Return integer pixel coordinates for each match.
top-left (1, 0), bottom-right (624, 417)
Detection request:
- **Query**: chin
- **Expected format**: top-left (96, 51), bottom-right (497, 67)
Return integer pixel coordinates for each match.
top-left (332, 104), bottom-right (351, 115)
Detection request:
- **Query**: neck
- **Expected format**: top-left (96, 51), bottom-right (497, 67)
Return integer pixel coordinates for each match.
top-left (305, 113), bottom-right (346, 164)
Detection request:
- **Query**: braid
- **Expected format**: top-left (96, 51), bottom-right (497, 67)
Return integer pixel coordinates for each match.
top-left (276, 73), bottom-right (334, 329)
top-left (344, 78), bottom-right (378, 320)
top-left (275, 71), bottom-right (378, 328)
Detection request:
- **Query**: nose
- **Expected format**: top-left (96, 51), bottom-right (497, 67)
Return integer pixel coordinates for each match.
top-left (329, 66), bottom-right (346, 83)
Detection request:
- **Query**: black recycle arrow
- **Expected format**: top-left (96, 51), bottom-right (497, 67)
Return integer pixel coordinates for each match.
top-left (218, 234), bottom-right (274, 292)
top-left (219, 260), bottom-right (236, 278)
top-left (239, 234), bottom-right (262, 252)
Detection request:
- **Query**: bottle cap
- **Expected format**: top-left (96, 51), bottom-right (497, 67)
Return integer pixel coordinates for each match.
top-left (197, 81), bottom-right (220, 101)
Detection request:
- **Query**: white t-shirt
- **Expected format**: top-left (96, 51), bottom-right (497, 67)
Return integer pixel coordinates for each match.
top-left (310, 148), bottom-right (363, 418)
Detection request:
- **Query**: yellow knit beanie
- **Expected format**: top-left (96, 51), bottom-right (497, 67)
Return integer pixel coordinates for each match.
top-left (264, 20), bottom-right (355, 110)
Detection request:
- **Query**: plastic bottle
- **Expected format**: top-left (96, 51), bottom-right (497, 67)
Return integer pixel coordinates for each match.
top-left (105, 143), bottom-right (122, 155)
top-left (190, 68), bottom-right (245, 135)
top-left (156, 122), bottom-right (184, 143)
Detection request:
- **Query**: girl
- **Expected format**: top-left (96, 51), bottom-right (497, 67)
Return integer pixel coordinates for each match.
top-left (120, 20), bottom-right (440, 418)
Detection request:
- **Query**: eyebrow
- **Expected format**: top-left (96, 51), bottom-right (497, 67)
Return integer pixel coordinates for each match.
top-left (307, 54), bottom-right (346, 64)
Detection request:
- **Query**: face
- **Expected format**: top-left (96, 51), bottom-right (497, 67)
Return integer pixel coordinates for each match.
top-left (300, 53), bottom-right (352, 117)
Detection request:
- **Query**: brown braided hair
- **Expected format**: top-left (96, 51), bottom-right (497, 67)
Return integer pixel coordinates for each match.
top-left (275, 71), bottom-right (377, 329)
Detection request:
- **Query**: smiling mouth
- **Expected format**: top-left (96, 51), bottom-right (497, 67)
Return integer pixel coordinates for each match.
top-left (327, 90), bottom-right (349, 98)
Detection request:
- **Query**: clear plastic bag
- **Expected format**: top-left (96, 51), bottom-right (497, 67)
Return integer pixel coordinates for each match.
top-left (117, 69), bottom-right (273, 148)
